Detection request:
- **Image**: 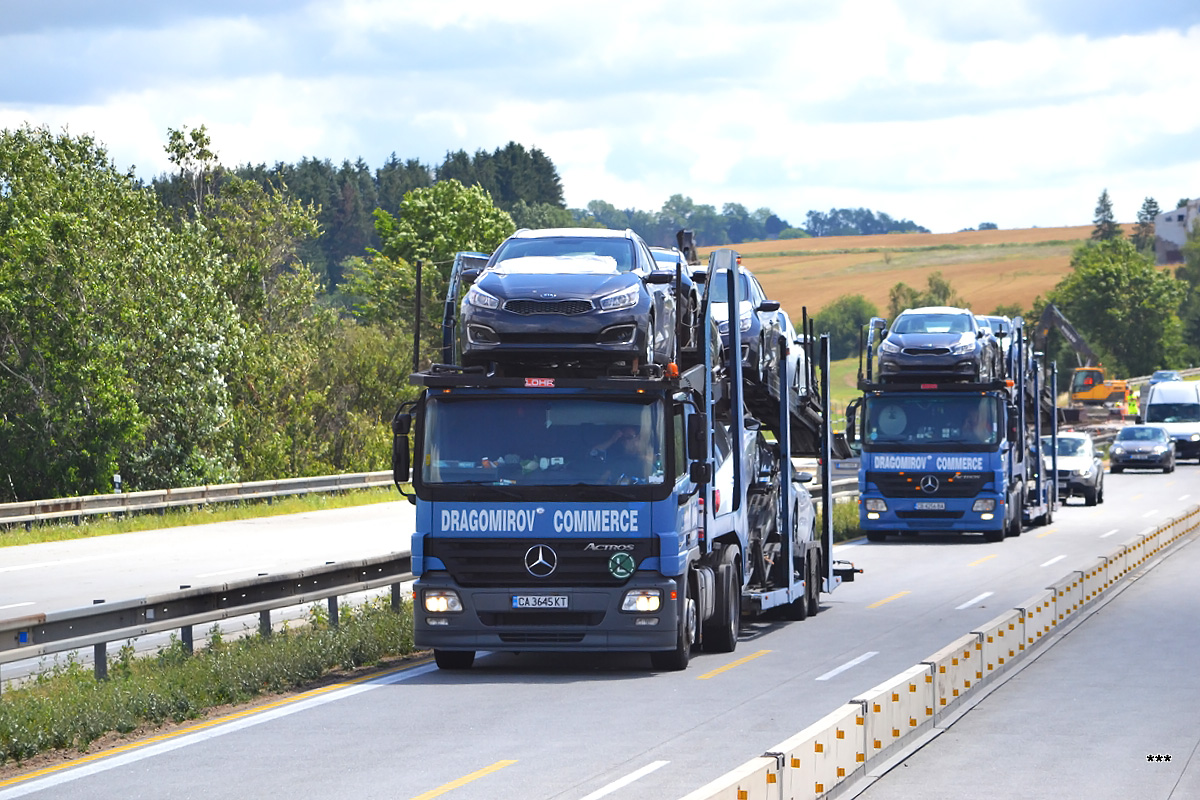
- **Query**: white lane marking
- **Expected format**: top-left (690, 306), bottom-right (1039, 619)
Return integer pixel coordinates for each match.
top-left (0, 555), bottom-right (118, 575)
top-left (0, 661), bottom-right (441, 799)
top-left (1180, 494), bottom-right (1191, 502)
top-left (1100, 529), bottom-right (1119, 539)
top-left (816, 652), bottom-right (878, 681)
top-left (955, 592), bottom-right (994, 610)
top-left (0, 602), bottom-right (34, 612)
top-left (1040, 555), bottom-right (1066, 568)
top-left (1142, 509), bottom-right (1160, 518)
top-left (578, 761), bottom-right (670, 800)
top-left (194, 567), bottom-right (261, 579)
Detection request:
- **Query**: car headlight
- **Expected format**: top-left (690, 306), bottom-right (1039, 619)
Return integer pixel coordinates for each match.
top-left (879, 340), bottom-right (901, 354)
top-left (1111, 446), bottom-right (1124, 455)
top-left (465, 286), bottom-right (500, 310)
top-left (599, 285), bottom-right (639, 311)
top-left (1190, 434), bottom-right (1200, 442)
top-left (1153, 445), bottom-right (1168, 454)
top-left (738, 313), bottom-right (753, 332)
top-left (1074, 467), bottom-right (1090, 477)
top-left (950, 342), bottom-right (975, 355)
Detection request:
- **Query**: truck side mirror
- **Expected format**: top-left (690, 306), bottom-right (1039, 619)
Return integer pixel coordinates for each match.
top-left (689, 461), bottom-right (711, 486)
top-left (391, 412), bottom-right (411, 483)
top-left (687, 413), bottom-right (708, 460)
top-left (845, 399), bottom-right (861, 445)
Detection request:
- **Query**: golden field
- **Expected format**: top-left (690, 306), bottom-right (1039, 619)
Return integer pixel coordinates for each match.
top-left (701, 224), bottom-right (1133, 319)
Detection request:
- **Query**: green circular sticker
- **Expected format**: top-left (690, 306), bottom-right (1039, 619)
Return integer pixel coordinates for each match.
top-left (608, 552), bottom-right (635, 579)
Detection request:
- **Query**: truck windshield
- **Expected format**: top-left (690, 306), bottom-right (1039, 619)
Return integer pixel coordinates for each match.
top-left (863, 395), bottom-right (1002, 451)
top-left (420, 396), bottom-right (667, 489)
top-left (1144, 402), bottom-right (1200, 423)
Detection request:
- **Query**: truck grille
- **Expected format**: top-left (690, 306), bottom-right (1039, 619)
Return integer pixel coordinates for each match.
top-left (867, 471), bottom-right (989, 498)
top-left (425, 537), bottom-right (657, 588)
top-left (504, 299), bottom-right (593, 315)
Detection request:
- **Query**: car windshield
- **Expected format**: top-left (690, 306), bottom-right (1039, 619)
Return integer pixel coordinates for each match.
top-left (1116, 427), bottom-right (1166, 442)
top-left (420, 396), bottom-right (667, 488)
top-left (1144, 402), bottom-right (1200, 424)
top-left (705, 270), bottom-right (751, 305)
top-left (891, 314), bottom-right (971, 335)
top-left (863, 394), bottom-right (1002, 450)
top-left (986, 318), bottom-right (1009, 335)
top-left (1051, 438), bottom-right (1086, 456)
top-left (493, 237), bottom-right (636, 272)
top-left (651, 250), bottom-right (681, 266)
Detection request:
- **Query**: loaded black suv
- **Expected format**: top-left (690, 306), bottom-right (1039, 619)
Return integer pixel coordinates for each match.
top-left (878, 306), bottom-right (1001, 383)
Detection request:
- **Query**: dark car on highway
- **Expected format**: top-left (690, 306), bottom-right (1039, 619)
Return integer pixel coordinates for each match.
top-left (1108, 425), bottom-right (1175, 473)
top-left (460, 228), bottom-right (681, 371)
top-left (878, 306), bottom-right (1000, 383)
top-left (1148, 369), bottom-right (1183, 386)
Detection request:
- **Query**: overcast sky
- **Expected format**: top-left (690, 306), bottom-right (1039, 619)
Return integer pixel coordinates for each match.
top-left (3, 0), bottom-right (1198, 233)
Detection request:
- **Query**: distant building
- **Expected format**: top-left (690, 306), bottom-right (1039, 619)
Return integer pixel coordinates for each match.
top-left (1155, 198), bottom-right (1199, 265)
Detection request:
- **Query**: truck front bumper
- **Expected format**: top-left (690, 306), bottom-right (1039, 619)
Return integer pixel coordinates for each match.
top-left (413, 572), bottom-right (681, 652)
top-left (860, 496), bottom-right (1004, 534)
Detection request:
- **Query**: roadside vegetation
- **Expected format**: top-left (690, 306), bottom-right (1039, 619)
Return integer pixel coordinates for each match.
top-left (0, 597), bottom-right (415, 767)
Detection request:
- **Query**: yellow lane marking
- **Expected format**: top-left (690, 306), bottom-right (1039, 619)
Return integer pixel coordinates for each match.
top-left (968, 555), bottom-right (997, 567)
top-left (0, 658), bottom-right (434, 790)
top-left (411, 760), bottom-right (518, 800)
top-left (1037, 528), bottom-right (1057, 539)
top-left (697, 649), bottom-right (771, 680)
top-left (867, 591), bottom-right (911, 609)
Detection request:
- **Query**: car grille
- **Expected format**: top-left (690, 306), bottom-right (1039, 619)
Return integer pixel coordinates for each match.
top-left (425, 537), bottom-right (657, 587)
top-left (901, 347), bottom-right (951, 356)
top-left (504, 299), bottom-right (593, 315)
top-left (867, 471), bottom-right (989, 498)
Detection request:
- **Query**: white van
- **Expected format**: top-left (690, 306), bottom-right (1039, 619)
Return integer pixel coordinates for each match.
top-left (1140, 380), bottom-right (1200, 462)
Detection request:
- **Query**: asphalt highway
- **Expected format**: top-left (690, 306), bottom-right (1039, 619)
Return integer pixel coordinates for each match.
top-left (0, 466), bottom-right (1195, 799)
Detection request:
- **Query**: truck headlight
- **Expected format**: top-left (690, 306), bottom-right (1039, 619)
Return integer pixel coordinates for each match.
top-left (1190, 434), bottom-right (1200, 442)
top-left (465, 286), bottom-right (500, 310)
top-left (423, 590), bottom-right (463, 613)
top-left (864, 498), bottom-right (887, 512)
top-left (973, 499), bottom-right (996, 512)
top-left (599, 285), bottom-right (639, 311)
top-left (622, 589), bottom-right (661, 612)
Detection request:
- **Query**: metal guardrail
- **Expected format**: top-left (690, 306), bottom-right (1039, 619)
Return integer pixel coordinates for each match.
top-left (0, 471), bottom-right (395, 529)
top-left (0, 552), bottom-right (412, 691)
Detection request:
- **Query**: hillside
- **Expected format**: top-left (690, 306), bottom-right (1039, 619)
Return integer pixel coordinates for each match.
top-left (702, 224), bottom-right (1132, 319)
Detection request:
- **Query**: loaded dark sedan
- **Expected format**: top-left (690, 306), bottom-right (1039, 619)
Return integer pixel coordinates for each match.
top-left (460, 228), bottom-right (679, 371)
top-left (877, 306), bottom-right (1000, 383)
top-left (1108, 425), bottom-right (1175, 473)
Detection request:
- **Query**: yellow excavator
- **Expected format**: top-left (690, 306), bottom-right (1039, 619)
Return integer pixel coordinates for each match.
top-left (1033, 304), bottom-right (1128, 408)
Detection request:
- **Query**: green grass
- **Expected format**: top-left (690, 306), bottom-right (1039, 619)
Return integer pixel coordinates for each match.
top-left (0, 597), bottom-right (416, 766)
top-left (0, 487), bottom-right (405, 548)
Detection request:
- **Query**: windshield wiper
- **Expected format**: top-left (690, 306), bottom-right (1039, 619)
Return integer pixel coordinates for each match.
top-left (444, 480), bottom-right (523, 499)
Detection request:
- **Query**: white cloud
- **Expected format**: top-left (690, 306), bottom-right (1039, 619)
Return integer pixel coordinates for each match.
top-left (1, 1), bottom-right (1197, 233)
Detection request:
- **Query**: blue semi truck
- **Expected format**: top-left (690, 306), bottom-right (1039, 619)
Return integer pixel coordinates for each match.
top-left (846, 315), bottom-right (1056, 542)
top-left (391, 247), bottom-right (857, 670)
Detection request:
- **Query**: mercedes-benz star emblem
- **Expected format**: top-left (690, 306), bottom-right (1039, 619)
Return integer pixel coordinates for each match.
top-left (525, 545), bottom-right (558, 577)
top-left (919, 475), bottom-right (940, 494)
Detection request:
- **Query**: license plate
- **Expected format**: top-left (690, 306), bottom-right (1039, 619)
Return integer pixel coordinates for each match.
top-left (1131, 454), bottom-right (1152, 460)
top-left (512, 595), bottom-right (568, 609)
top-left (914, 501), bottom-right (945, 510)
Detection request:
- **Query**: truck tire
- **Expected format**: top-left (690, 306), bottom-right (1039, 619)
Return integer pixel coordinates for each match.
top-left (781, 557), bottom-right (809, 621)
top-left (433, 649), bottom-right (475, 670)
top-left (651, 575), bottom-right (695, 671)
top-left (704, 555), bottom-right (740, 653)
top-left (806, 554), bottom-right (821, 617)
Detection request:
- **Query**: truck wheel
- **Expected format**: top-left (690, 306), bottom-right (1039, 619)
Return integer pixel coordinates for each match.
top-left (704, 557), bottom-right (740, 653)
top-left (806, 555), bottom-right (821, 617)
top-left (433, 649), bottom-right (475, 670)
top-left (782, 557), bottom-right (809, 621)
top-left (651, 576), bottom-right (695, 671)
